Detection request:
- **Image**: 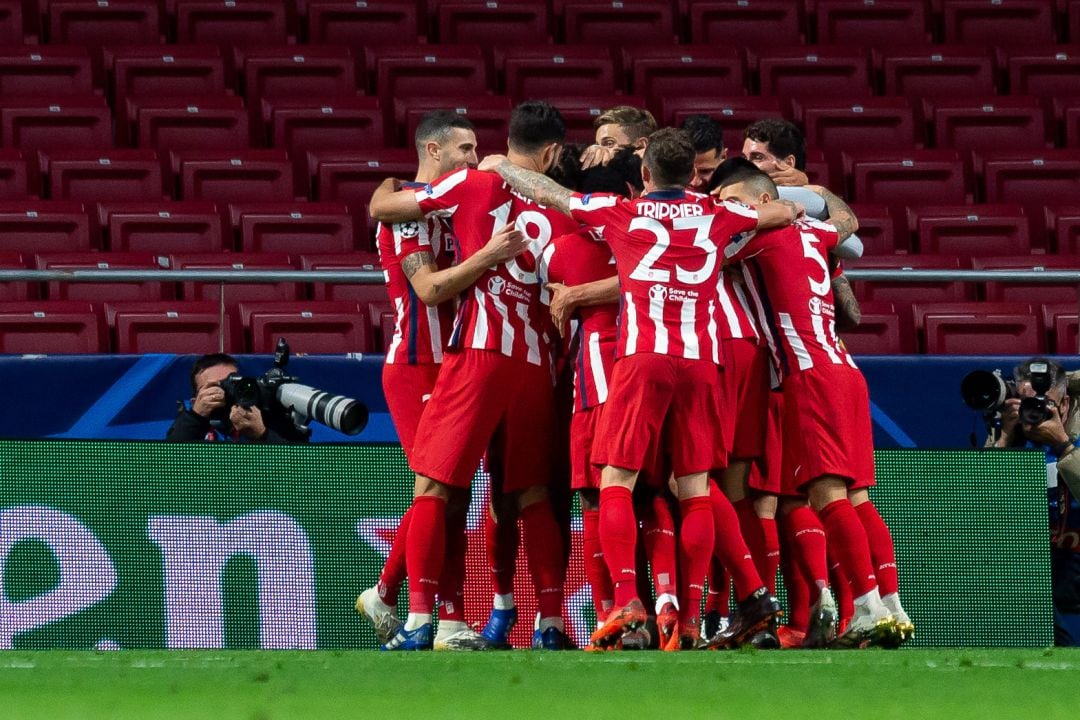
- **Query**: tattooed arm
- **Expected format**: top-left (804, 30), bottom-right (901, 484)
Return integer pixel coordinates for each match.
top-left (478, 155), bottom-right (574, 215)
top-left (832, 272), bottom-right (862, 330)
top-left (403, 223), bottom-right (528, 306)
top-left (369, 177), bottom-right (423, 224)
top-left (805, 184), bottom-right (859, 242)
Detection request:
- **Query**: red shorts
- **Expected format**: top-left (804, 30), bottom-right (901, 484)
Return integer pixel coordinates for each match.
top-left (779, 365), bottom-right (876, 495)
top-left (594, 353), bottom-right (722, 480)
top-left (570, 406), bottom-right (603, 491)
top-left (749, 389), bottom-right (784, 495)
top-left (718, 338), bottom-right (770, 464)
top-left (382, 362), bottom-right (441, 462)
top-left (411, 349), bottom-right (555, 491)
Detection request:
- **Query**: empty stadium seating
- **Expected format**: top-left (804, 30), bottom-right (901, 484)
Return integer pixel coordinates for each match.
top-left (0, 301), bottom-right (104, 353)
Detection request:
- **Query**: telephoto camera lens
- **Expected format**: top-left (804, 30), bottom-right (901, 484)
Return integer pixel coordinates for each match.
top-left (275, 383), bottom-right (368, 435)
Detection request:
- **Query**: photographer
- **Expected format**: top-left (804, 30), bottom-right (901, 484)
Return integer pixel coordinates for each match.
top-left (983, 358), bottom-right (1080, 644)
top-left (166, 353), bottom-right (310, 443)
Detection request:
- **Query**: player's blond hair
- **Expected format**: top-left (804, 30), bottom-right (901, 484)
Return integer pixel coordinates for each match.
top-left (593, 106), bottom-right (658, 143)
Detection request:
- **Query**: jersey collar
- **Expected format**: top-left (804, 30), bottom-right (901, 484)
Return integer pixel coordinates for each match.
top-left (402, 181), bottom-right (427, 189)
top-left (643, 189), bottom-right (686, 200)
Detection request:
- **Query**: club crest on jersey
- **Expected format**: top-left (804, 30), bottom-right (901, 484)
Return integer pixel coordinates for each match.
top-left (398, 221), bottom-right (420, 239)
top-left (649, 284), bottom-right (668, 302)
top-left (488, 277), bottom-right (506, 295)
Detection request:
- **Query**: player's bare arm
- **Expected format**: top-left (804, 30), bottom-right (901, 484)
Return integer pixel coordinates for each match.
top-left (370, 177), bottom-right (424, 224)
top-left (547, 276), bottom-right (620, 336)
top-left (832, 273), bottom-right (862, 330)
top-left (479, 155), bottom-right (574, 215)
top-left (754, 199), bottom-right (801, 230)
top-left (404, 224), bottom-right (529, 306)
top-left (768, 158), bottom-right (809, 187)
top-left (805, 184), bottom-right (859, 242)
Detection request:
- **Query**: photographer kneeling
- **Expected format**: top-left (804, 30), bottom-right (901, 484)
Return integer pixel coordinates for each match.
top-left (166, 353), bottom-right (311, 443)
top-left (980, 358), bottom-right (1080, 644)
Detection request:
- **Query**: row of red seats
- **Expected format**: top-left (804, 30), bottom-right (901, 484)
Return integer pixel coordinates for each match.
top-left (0, 199), bottom-right (1075, 257)
top-left (0, 299), bottom-right (388, 354)
top-left (4, 0), bottom-right (1077, 50)
top-left (842, 301), bottom-right (1079, 355)
top-left (3, 42), bottom-right (1077, 110)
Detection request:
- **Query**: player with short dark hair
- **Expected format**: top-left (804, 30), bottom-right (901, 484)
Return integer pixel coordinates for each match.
top-left (681, 114), bottom-right (726, 193)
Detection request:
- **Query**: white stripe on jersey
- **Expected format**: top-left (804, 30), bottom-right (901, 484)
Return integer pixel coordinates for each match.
top-left (649, 290), bottom-right (668, 354)
top-left (588, 330), bottom-right (609, 404)
top-left (707, 300), bottom-right (720, 364)
top-left (517, 301), bottom-right (541, 366)
top-left (680, 297), bottom-right (699, 360)
top-left (812, 314), bottom-right (843, 365)
top-left (569, 194), bottom-right (619, 212)
top-left (471, 287), bottom-right (489, 350)
top-left (716, 278), bottom-right (743, 338)
top-left (722, 199), bottom-right (759, 219)
top-left (724, 230), bottom-right (759, 261)
top-left (385, 297), bottom-right (405, 364)
top-left (830, 322), bottom-right (859, 369)
top-left (742, 267), bottom-right (782, 386)
top-left (732, 279), bottom-right (759, 340)
top-left (415, 168), bottom-right (468, 207)
top-left (427, 304), bottom-right (443, 362)
top-left (779, 312), bottom-right (814, 371)
top-left (624, 292), bottom-right (638, 354)
top-left (491, 294), bottom-right (515, 356)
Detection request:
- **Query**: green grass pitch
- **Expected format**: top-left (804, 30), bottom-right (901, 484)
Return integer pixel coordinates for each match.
top-left (1, 648), bottom-right (1077, 720)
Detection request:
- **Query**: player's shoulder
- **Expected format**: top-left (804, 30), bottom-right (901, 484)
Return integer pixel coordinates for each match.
top-left (419, 167), bottom-right (484, 197)
top-left (796, 217), bottom-right (838, 235)
top-left (569, 191), bottom-right (624, 212)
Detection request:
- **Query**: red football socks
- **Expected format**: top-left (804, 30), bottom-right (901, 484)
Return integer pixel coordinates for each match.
top-left (377, 505), bottom-right (411, 606)
top-left (708, 484), bottom-right (763, 599)
top-left (599, 485), bottom-right (639, 607)
top-left (734, 497), bottom-right (779, 595)
top-left (521, 500), bottom-right (566, 619)
top-left (405, 495), bottom-right (446, 615)
top-left (818, 499), bottom-right (878, 598)
top-left (855, 501), bottom-right (900, 596)
top-left (582, 508), bottom-right (614, 619)
top-left (438, 506), bottom-right (468, 623)
top-left (678, 496), bottom-right (715, 625)
top-left (783, 504), bottom-right (830, 604)
top-left (484, 509), bottom-right (518, 597)
top-left (641, 493), bottom-right (678, 598)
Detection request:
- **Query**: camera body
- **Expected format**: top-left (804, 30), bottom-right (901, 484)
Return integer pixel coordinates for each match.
top-left (961, 363), bottom-right (1055, 426)
top-left (216, 338), bottom-right (368, 435)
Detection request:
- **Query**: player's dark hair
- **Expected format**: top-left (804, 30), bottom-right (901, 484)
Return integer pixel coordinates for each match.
top-left (191, 353), bottom-right (238, 393)
top-left (711, 157), bottom-right (779, 200)
top-left (744, 118), bottom-right (806, 170)
top-left (413, 110), bottom-right (475, 155)
top-left (548, 143), bottom-right (587, 190)
top-left (593, 105), bottom-right (658, 143)
top-left (508, 101), bottom-right (566, 154)
top-left (642, 128), bottom-right (695, 188)
top-left (681, 114), bottom-right (724, 155)
top-left (579, 148), bottom-right (644, 198)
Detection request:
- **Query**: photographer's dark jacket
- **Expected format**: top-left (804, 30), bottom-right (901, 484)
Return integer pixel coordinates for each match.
top-left (166, 401), bottom-right (311, 444)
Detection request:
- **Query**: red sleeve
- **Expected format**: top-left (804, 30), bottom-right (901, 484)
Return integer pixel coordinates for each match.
top-left (390, 220), bottom-right (432, 260)
top-left (567, 192), bottom-right (625, 228)
top-left (415, 168), bottom-right (488, 219)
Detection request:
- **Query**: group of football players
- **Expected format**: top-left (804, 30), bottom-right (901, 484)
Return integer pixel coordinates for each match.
top-left (353, 99), bottom-right (913, 652)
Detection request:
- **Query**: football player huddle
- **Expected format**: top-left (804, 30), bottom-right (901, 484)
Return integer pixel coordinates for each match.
top-left (355, 100), bottom-right (913, 653)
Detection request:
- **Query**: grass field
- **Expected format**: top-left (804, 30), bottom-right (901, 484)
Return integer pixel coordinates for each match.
top-left (0, 648), bottom-right (1075, 720)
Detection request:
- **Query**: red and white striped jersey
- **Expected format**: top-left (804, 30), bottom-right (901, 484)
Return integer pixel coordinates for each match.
top-left (542, 227), bottom-right (619, 412)
top-left (415, 168), bottom-right (579, 367)
top-left (568, 189), bottom-right (759, 363)
top-left (716, 267), bottom-right (759, 342)
top-left (376, 194), bottom-right (457, 365)
top-left (724, 217), bottom-right (858, 388)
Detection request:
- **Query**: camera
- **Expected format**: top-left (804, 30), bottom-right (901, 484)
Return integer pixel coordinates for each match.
top-left (219, 338), bottom-right (368, 435)
top-left (960, 363), bottom-right (1054, 426)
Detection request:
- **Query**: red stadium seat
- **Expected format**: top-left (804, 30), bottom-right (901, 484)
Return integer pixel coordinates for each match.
top-left (909, 204), bottom-right (1033, 256)
top-left (915, 301), bottom-right (1043, 354)
top-left (103, 201), bottom-right (225, 253)
top-left (800, 148), bottom-right (836, 189)
top-left (930, 96), bottom-right (1049, 154)
top-left (47, 0), bottom-right (162, 49)
top-left (242, 46), bottom-right (359, 108)
top-left (562, 0), bottom-right (676, 46)
top-left (174, 0), bottom-right (293, 47)
top-left (498, 45), bottom-right (618, 101)
top-left (128, 95), bottom-right (250, 152)
top-left (846, 253), bottom-right (972, 304)
top-left (0, 0), bottom-right (25, 45)
top-left (941, 0), bottom-right (1056, 49)
top-left (436, 1), bottom-right (550, 44)
top-left (35, 251), bottom-right (169, 301)
top-left (847, 203), bottom-right (906, 255)
top-left (176, 150), bottom-right (297, 202)
top-left (368, 45), bottom-right (488, 105)
top-left (1071, 1), bottom-right (1080, 44)
top-left (0, 45), bottom-right (93, 95)
top-left (1046, 205), bottom-right (1080, 254)
top-left (546, 95), bottom-right (648, 144)
top-left (45, 149), bottom-right (165, 204)
top-left (973, 255), bottom-right (1080, 304)
top-left (240, 300), bottom-right (371, 353)
top-left (107, 300), bottom-right (240, 353)
top-left (844, 149), bottom-right (968, 208)
top-left (0, 251), bottom-right (28, 300)
top-left (837, 301), bottom-right (916, 355)
top-left (1043, 303), bottom-right (1079, 354)
top-left (797, 97), bottom-right (920, 180)
top-left (879, 45), bottom-right (996, 101)
top-left (307, 0), bottom-right (423, 47)
top-left (109, 45), bottom-right (227, 111)
top-left (310, 148), bottom-right (415, 241)
top-left (397, 95), bottom-right (513, 151)
top-left (0, 148), bottom-right (30, 200)
top-left (978, 150), bottom-right (1080, 212)
top-left (1, 97), bottom-right (112, 154)
top-left (1007, 48), bottom-right (1080, 101)
top-left (0, 300), bottom-right (104, 353)
top-left (815, 0), bottom-right (931, 47)
top-left (264, 96), bottom-right (384, 157)
top-left (0, 200), bottom-right (92, 253)
top-left (659, 96), bottom-right (785, 152)
top-left (171, 251), bottom-right (299, 303)
top-left (232, 201), bottom-right (355, 253)
top-left (688, 1), bottom-right (803, 50)
top-left (756, 47), bottom-right (872, 107)
top-left (1064, 100), bottom-right (1080, 147)
top-left (301, 252), bottom-right (385, 303)
top-left (625, 45), bottom-right (745, 109)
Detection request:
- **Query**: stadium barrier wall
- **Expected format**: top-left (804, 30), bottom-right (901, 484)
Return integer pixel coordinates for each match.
top-left (0, 440), bottom-right (1051, 649)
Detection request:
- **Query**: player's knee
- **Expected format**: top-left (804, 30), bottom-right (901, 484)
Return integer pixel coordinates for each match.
top-left (806, 475), bottom-right (849, 511)
top-left (516, 484), bottom-right (549, 509)
top-left (847, 487), bottom-right (870, 506)
top-left (578, 489), bottom-right (600, 511)
top-left (414, 474), bottom-right (451, 500)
